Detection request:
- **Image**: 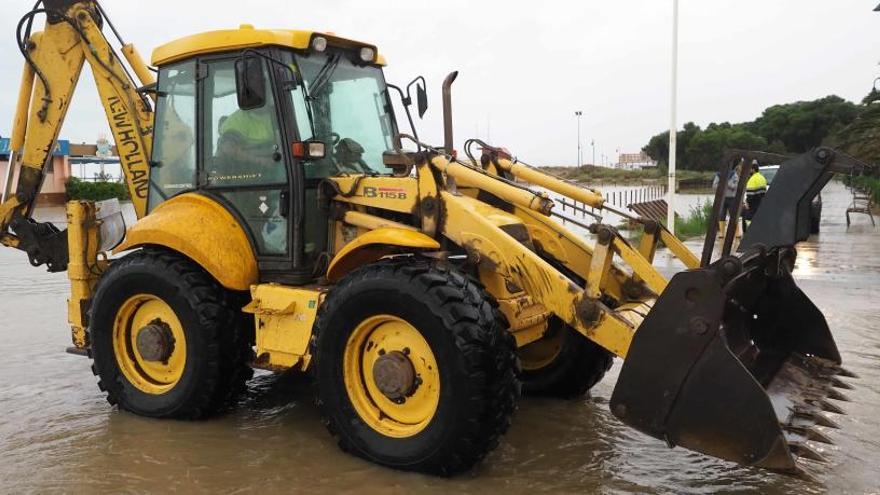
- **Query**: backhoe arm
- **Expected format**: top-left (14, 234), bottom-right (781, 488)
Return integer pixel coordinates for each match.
top-left (487, 153), bottom-right (700, 269)
top-left (429, 154), bottom-right (665, 358)
top-left (0, 1), bottom-right (153, 271)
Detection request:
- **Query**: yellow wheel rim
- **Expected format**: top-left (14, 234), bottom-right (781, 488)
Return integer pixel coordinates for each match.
top-left (519, 323), bottom-right (564, 371)
top-left (112, 294), bottom-right (187, 395)
top-left (343, 314), bottom-right (440, 438)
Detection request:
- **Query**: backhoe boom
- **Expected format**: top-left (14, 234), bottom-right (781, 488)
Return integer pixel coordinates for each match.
top-left (0, 0), bottom-right (153, 270)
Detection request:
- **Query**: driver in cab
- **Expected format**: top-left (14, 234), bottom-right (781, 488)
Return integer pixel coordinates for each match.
top-left (214, 103), bottom-right (284, 183)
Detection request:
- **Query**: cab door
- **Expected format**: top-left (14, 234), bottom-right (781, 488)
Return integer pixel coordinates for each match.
top-left (199, 55), bottom-right (292, 266)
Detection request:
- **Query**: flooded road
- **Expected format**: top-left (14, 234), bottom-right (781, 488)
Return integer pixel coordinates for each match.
top-left (1, 182), bottom-right (878, 494)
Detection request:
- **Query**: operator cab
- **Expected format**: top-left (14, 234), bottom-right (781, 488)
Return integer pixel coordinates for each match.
top-left (147, 27), bottom-right (406, 284)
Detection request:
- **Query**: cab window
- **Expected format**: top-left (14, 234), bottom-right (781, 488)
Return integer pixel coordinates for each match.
top-left (148, 60), bottom-right (196, 210)
top-left (288, 50), bottom-right (396, 178)
top-left (202, 58), bottom-right (289, 255)
top-left (203, 59), bottom-right (286, 187)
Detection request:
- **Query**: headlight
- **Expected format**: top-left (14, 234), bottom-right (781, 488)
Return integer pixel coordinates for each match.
top-left (307, 141), bottom-right (326, 159)
top-left (359, 46), bottom-right (375, 62)
top-left (311, 36), bottom-right (327, 52)
top-left (292, 141), bottom-right (326, 160)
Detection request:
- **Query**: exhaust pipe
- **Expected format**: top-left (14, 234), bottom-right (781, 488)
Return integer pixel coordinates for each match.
top-left (442, 71), bottom-right (458, 154)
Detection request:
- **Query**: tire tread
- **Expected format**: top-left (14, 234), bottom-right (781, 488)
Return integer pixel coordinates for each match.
top-left (88, 248), bottom-right (252, 419)
top-left (312, 258), bottom-right (520, 475)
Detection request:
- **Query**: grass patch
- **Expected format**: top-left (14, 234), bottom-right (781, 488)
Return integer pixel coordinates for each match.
top-left (618, 200), bottom-right (714, 243)
top-left (671, 200), bottom-right (714, 240)
top-left (846, 175), bottom-right (880, 206)
top-left (66, 177), bottom-right (130, 202)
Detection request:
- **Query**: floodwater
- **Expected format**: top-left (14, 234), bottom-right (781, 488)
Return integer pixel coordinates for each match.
top-left (1, 182), bottom-right (878, 494)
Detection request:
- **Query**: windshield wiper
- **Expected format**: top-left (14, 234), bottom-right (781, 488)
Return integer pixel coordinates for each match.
top-left (308, 54), bottom-right (341, 99)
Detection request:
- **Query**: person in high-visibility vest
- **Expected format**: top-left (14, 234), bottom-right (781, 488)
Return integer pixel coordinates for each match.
top-left (741, 161), bottom-right (768, 233)
top-left (216, 104), bottom-right (281, 177)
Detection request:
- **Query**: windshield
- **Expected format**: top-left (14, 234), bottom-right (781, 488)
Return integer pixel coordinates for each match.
top-left (760, 166), bottom-right (780, 184)
top-left (284, 50), bottom-right (397, 177)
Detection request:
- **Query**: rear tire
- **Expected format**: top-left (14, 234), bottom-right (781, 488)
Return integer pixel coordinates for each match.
top-left (519, 317), bottom-right (613, 398)
top-left (312, 259), bottom-right (519, 475)
top-left (89, 249), bottom-right (252, 419)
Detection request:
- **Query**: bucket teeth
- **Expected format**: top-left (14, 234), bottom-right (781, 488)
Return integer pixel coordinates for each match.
top-left (783, 425), bottom-right (834, 445)
top-left (808, 429), bottom-right (834, 445)
top-left (792, 465), bottom-right (820, 483)
top-left (792, 407), bottom-right (840, 429)
top-left (803, 358), bottom-right (859, 380)
top-left (831, 377), bottom-right (854, 390)
top-left (826, 389), bottom-right (851, 402)
top-left (835, 367), bottom-right (859, 379)
top-left (805, 398), bottom-right (845, 415)
top-left (789, 442), bottom-right (827, 463)
top-left (816, 415), bottom-right (840, 429)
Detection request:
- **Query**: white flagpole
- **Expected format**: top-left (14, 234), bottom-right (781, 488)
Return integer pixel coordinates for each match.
top-left (667, 0), bottom-right (679, 234)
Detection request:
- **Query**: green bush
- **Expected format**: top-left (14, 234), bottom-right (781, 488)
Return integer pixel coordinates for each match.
top-left (847, 175), bottom-right (880, 205)
top-left (670, 200), bottom-right (714, 240)
top-left (622, 200), bottom-right (714, 244)
top-left (66, 177), bottom-right (130, 201)
top-left (675, 201), bottom-right (714, 240)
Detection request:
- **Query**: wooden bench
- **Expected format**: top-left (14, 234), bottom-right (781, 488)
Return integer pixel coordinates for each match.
top-left (846, 186), bottom-right (875, 227)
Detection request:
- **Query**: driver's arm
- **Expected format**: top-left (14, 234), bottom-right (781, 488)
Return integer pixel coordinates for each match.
top-left (216, 112), bottom-right (277, 168)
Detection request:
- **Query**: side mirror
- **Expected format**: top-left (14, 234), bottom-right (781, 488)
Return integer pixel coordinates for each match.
top-left (416, 83), bottom-right (428, 118)
top-left (235, 55), bottom-right (266, 110)
top-left (405, 76), bottom-right (428, 119)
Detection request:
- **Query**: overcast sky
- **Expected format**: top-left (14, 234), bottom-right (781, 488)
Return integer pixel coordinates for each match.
top-left (0, 0), bottom-right (876, 166)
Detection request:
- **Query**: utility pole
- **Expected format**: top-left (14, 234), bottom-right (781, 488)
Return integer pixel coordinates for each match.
top-left (667, 0), bottom-right (679, 234)
top-left (591, 139), bottom-right (596, 167)
top-left (575, 111), bottom-right (583, 166)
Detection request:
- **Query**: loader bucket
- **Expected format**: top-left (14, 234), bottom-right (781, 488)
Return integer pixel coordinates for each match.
top-left (740, 147), bottom-right (869, 250)
top-left (610, 248), bottom-right (853, 476)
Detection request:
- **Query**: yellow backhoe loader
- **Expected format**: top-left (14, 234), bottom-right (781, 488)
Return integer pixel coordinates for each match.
top-left (1, 0), bottom-right (859, 478)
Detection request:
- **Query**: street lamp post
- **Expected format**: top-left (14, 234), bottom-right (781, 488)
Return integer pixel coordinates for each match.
top-left (575, 111), bottom-right (583, 167)
top-left (591, 139), bottom-right (596, 167)
top-left (667, 0), bottom-right (679, 235)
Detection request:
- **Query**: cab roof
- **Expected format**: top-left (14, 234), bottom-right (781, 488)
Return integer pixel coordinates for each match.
top-left (151, 25), bottom-right (386, 66)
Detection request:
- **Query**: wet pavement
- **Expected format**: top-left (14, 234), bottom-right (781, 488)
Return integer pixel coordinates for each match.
top-left (1, 181), bottom-right (878, 494)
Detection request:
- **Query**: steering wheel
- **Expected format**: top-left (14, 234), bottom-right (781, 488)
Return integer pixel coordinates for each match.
top-left (322, 133), bottom-right (343, 175)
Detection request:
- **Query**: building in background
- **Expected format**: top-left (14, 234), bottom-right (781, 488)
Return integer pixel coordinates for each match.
top-left (615, 151), bottom-right (657, 170)
top-left (0, 138), bottom-right (71, 204)
top-left (0, 137), bottom-right (120, 205)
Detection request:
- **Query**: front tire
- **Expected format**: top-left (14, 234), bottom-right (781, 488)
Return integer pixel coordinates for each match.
top-left (89, 249), bottom-right (252, 419)
top-left (312, 260), bottom-right (519, 475)
top-left (519, 317), bottom-right (614, 398)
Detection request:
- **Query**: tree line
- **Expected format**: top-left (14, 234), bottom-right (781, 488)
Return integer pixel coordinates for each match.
top-left (642, 91), bottom-right (879, 171)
